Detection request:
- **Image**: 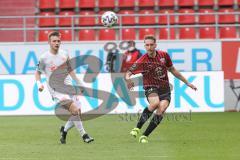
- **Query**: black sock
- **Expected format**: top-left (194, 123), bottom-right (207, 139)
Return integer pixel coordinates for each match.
top-left (136, 107), bottom-right (153, 129)
top-left (143, 114), bottom-right (163, 137)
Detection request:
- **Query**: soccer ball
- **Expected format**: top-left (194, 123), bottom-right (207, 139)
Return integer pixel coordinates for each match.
top-left (101, 11), bottom-right (118, 28)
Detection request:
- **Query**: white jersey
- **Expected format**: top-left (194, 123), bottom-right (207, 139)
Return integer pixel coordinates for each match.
top-left (36, 49), bottom-right (72, 99)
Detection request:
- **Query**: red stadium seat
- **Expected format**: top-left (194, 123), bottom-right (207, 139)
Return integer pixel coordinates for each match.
top-left (121, 28), bottom-right (136, 40)
top-left (39, 0), bottom-right (55, 9)
top-left (99, 0), bottom-right (115, 8)
top-left (178, 9), bottom-right (195, 24)
top-left (79, 0), bottom-right (95, 8)
top-left (218, 0), bottom-right (234, 6)
top-left (139, 28), bottom-right (156, 40)
top-left (179, 27), bottom-right (196, 39)
top-left (59, 30), bottom-right (73, 41)
top-left (218, 8), bottom-right (236, 24)
top-left (219, 27), bottom-right (237, 38)
top-left (78, 29), bottom-right (96, 41)
top-left (38, 30), bottom-right (52, 41)
top-left (118, 0), bottom-right (135, 7)
top-left (158, 0), bottom-right (175, 7)
top-left (159, 28), bottom-right (176, 39)
top-left (59, 0), bottom-right (76, 9)
top-left (198, 9), bottom-right (215, 24)
top-left (79, 11), bottom-right (96, 26)
top-left (59, 11), bottom-right (75, 26)
top-left (0, 30), bottom-right (34, 42)
top-left (178, 0), bottom-right (195, 7)
top-left (158, 9), bottom-right (175, 25)
top-left (197, 0), bottom-right (215, 7)
top-left (99, 29), bottom-right (116, 40)
top-left (119, 10), bottom-right (136, 25)
top-left (138, 0), bottom-right (155, 7)
top-left (199, 27), bottom-right (216, 39)
top-left (39, 12), bottom-right (56, 27)
top-left (138, 10), bottom-right (156, 25)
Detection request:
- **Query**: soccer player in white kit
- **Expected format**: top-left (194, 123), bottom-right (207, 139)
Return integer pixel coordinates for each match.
top-left (35, 31), bottom-right (94, 144)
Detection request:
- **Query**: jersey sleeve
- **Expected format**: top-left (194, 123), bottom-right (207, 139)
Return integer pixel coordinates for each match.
top-left (36, 55), bottom-right (45, 73)
top-left (165, 52), bottom-right (173, 68)
top-left (128, 55), bottom-right (145, 74)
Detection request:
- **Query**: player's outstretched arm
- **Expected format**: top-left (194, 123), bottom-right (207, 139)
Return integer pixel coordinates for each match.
top-left (124, 71), bottom-right (134, 90)
top-left (168, 66), bottom-right (197, 91)
top-left (35, 71), bottom-right (44, 92)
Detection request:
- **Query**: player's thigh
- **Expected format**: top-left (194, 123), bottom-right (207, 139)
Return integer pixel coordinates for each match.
top-left (146, 94), bottom-right (161, 111)
top-left (156, 100), bottom-right (170, 115)
top-left (54, 93), bottom-right (80, 115)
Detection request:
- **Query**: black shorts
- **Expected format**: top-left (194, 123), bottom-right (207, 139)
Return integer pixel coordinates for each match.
top-left (145, 87), bottom-right (171, 102)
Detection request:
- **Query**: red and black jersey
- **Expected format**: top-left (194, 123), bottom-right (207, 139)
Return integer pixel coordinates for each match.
top-left (128, 50), bottom-right (173, 89)
top-left (121, 49), bottom-right (142, 72)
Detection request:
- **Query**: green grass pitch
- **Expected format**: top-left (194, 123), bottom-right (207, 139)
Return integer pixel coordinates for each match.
top-left (0, 112), bottom-right (239, 160)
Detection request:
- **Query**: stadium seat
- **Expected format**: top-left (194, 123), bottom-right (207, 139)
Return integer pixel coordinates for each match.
top-left (199, 27), bottom-right (216, 39)
top-left (158, 9), bottom-right (175, 25)
top-left (139, 28), bottom-right (156, 39)
top-left (138, 10), bottom-right (156, 25)
top-left (159, 28), bottom-right (176, 39)
top-left (178, 9), bottom-right (195, 24)
top-left (59, 0), bottom-right (76, 9)
top-left (121, 28), bottom-right (136, 40)
top-left (98, 0), bottom-right (115, 8)
top-left (39, 0), bottom-right (55, 9)
top-left (158, 0), bottom-right (175, 7)
top-left (218, 8), bottom-right (236, 24)
top-left (218, 0), bottom-right (234, 6)
top-left (198, 9), bottom-right (215, 24)
top-left (79, 11), bottom-right (96, 26)
top-left (59, 11), bottom-right (75, 26)
top-left (219, 27), bottom-right (237, 38)
top-left (59, 30), bottom-right (73, 41)
top-left (39, 12), bottom-right (56, 27)
top-left (0, 30), bottom-right (35, 42)
top-left (118, 0), bottom-right (135, 7)
top-left (177, 0), bottom-right (195, 7)
top-left (197, 0), bottom-right (215, 7)
top-left (119, 10), bottom-right (135, 25)
top-left (99, 29), bottom-right (116, 40)
top-left (179, 27), bottom-right (196, 39)
top-left (138, 0), bottom-right (155, 7)
top-left (78, 29), bottom-right (96, 41)
top-left (38, 30), bottom-right (52, 41)
top-left (79, 0), bottom-right (95, 8)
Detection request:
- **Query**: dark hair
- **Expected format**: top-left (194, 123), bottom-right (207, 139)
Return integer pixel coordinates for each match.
top-left (144, 35), bottom-right (156, 43)
top-left (48, 31), bottom-right (61, 40)
top-left (128, 40), bottom-right (135, 46)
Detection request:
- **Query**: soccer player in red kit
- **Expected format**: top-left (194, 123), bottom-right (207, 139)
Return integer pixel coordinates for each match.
top-left (124, 35), bottom-right (197, 143)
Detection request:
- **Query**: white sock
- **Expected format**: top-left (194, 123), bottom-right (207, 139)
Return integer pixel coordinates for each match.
top-left (64, 120), bottom-right (74, 132)
top-left (72, 115), bottom-right (86, 137)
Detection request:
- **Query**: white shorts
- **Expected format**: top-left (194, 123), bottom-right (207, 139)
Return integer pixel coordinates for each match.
top-left (52, 92), bottom-right (81, 109)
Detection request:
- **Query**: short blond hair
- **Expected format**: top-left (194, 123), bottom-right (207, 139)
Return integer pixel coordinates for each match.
top-left (144, 35), bottom-right (156, 43)
top-left (48, 31), bottom-right (61, 40)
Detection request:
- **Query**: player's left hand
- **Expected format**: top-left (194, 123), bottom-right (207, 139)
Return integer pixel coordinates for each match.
top-left (187, 83), bottom-right (197, 91)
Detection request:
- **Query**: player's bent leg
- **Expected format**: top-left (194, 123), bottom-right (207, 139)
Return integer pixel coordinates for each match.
top-left (130, 91), bottom-right (160, 138)
top-left (141, 99), bottom-right (170, 140)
